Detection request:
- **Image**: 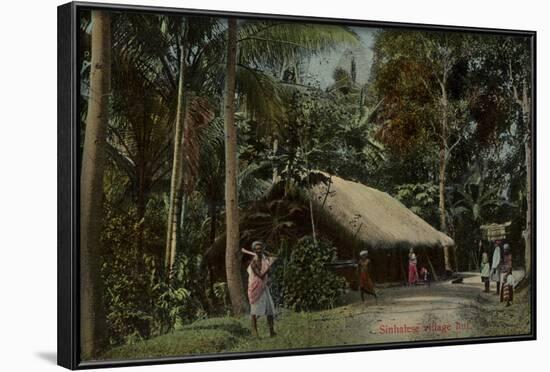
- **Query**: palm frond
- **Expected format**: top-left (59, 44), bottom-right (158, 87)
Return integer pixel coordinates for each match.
top-left (236, 65), bottom-right (286, 122)
top-left (181, 96), bottom-right (215, 194)
top-left (238, 22), bottom-right (359, 67)
top-left (238, 161), bottom-right (272, 203)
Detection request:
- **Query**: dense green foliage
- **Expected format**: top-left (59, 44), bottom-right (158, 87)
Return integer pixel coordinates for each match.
top-left (100, 204), bottom-right (210, 345)
top-left (79, 9), bottom-right (532, 356)
top-left (272, 236), bottom-right (345, 311)
top-left (394, 182), bottom-right (439, 226)
top-left (368, 30), bottom-right (531, 271)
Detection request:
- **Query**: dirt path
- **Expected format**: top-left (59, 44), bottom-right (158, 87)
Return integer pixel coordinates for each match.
top-left (332, 274), bottom-right (490, 345)
top-left (101, 272), bottom-right (529, 359)
top-left (229, 271), bottom-right (528, 353)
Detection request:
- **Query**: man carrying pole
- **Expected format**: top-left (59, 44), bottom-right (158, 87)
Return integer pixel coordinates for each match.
top-left (242, 242), bottom-right (278, 337)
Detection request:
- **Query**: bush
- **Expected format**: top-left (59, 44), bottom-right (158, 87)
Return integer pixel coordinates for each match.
top-left (101, 205), bottom-right (194, 346)
top-left (273, 236), bottom-right (345, 311)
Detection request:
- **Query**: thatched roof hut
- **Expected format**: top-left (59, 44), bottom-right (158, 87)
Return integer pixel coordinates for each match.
top-left (205, 173), bottom-right (454, 284)
top-left (312, 174), bottom-right (453, 283)
top-left (312, 174), bottom-right (454, 250)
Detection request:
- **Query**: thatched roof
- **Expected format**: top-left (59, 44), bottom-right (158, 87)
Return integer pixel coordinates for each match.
top-left (312, 174), bottom-right (454, 250)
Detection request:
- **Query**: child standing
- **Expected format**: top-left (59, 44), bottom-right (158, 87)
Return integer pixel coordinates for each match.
top-left (358, 250), bottom-right (377, 303)
top-left (419, 267), bottom-right (430, 286)
top-left (480, 252), bottom-right (490, 293)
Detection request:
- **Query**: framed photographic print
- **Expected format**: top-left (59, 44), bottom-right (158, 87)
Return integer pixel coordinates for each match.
top-left (57, 1), bottom-right (536, 369)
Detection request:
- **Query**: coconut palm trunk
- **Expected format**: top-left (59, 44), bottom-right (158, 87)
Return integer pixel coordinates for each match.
top-left (438, 80), bottom-right (453, 274)
top-left (80, 10), bottom-right (111, 359)
top-left (224, 18), bottom-right (247, 315)
top-left (165, 45), bottom-right (187, 275)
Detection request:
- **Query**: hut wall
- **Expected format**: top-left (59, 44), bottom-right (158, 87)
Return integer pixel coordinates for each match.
top-left (369, 248), bottom-right (406, 283)
top-left (354, 246), bottom-right (445, 285)
top-left (333, 245), bottom-right (446, 287)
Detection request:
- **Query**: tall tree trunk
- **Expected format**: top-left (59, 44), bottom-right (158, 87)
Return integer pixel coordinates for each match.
top-left (522, 82), bottom-right (532, 279)
top-left (165, 46), bottom-right (187, 275)
top-left (80, 10), bottom-right (111, 359)
top-left (439, 84), bottom-right (453, 273)
top-left (168, 169), bottom-right (185, 272)
top-left (438, 144), bottom-right (452, 273)
top-left (224, 18), bottom-right (247, 315)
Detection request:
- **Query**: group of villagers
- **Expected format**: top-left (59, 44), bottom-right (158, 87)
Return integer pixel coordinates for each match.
top-left (407, 241), bottom-right (515, 307)
top-left (408, 239), bottom-right (515, 306)
top-left (480, 240), bottom-right (515, 306)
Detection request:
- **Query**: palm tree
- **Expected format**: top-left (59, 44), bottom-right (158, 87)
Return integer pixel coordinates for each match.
top-left (223, 18), bottom-right (245, 314)
top-left (80, 10), bottom-right (111, 359)
top-left (107, 45), bottom-right (175, 241)
top-left (87, 12), bottom-right (208, 283)
top-left (101, 13), bottom-right (191, 273)
top-left (164, 42), bottom-right (189, 274)
top-left (221, 20), bottom-right (358, 314)
top-left (111, 16), bottom-right (359, 311)
top-left (163, 17), bottom-right (224, 274)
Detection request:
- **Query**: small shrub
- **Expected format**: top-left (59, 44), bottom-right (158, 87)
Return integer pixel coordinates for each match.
top-left (273, 236), bottom-right (345, 311)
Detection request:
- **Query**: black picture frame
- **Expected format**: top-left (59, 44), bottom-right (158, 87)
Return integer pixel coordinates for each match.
top-left (58, 1), bottom-right (537, 369)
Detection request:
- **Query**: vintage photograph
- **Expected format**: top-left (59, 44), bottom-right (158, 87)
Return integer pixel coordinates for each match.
top-left (76, 6), bottom-right (534, 362)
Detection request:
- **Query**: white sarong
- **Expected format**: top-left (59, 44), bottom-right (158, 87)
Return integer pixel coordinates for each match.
top-left (250, 285), bottom-right (276, 316)
top-left (247, 260), bottom-right (276, 316)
